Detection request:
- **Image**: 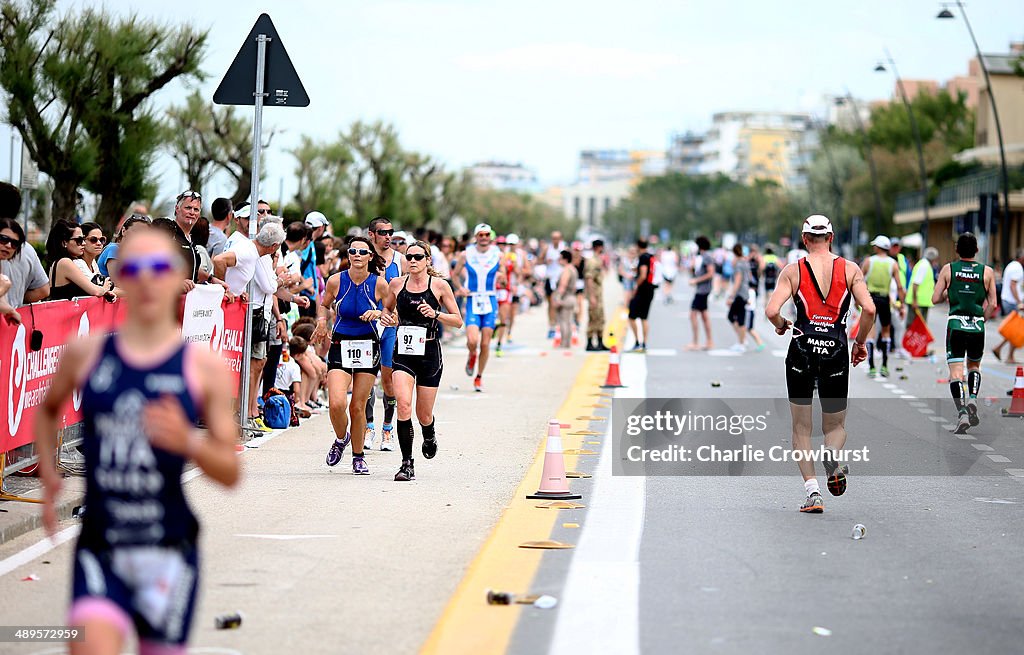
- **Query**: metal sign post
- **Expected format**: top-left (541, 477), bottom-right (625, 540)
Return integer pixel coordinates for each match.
top-left (237, 33), bottom-right (269, 431)
top-left (214, 13), bottom-right (308, 431)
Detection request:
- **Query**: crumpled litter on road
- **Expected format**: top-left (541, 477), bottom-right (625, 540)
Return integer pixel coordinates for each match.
top-left (812, 626), bottom-right (832, 636)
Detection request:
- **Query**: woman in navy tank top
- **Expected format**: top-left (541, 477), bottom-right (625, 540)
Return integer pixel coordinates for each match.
top-left (35, 228), bottom-right (240, 655)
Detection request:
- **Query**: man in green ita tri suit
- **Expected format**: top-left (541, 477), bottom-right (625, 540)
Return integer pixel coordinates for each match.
top-left (932, 233), bottom-right (997, 434)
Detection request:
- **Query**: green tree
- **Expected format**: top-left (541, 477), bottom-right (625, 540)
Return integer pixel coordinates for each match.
top-left (867, 88), bottom-right (974, 158)
top-left (0, 0), bottom-right (207, 231)
top-left (290, 134), bottom-right (352, 217)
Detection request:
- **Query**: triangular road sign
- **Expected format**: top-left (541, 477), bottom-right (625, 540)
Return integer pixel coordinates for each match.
top-left (213, 13), bottom-right (309, 107)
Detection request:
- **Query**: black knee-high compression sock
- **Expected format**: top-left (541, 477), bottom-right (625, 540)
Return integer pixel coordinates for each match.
top-left (867, 340), bottom-right (875, 368)
top-left (967, 370), bottom-right (982, 399)
top-left (421, 419), bottom-right (436, 443)
top-left (397, 418), bottom-right (414, 460)
top-left (880, 338), bottom-right (890, 367)
top-left (365, 389), bottom-right (375, 425)
top-left (950, 381), bottom-right (966, 413)
top-left (384, 394), bottom-right (397, 426)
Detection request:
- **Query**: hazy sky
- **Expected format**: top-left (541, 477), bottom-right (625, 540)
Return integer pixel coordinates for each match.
top-left (3, 0), bottom-right (1023, 210)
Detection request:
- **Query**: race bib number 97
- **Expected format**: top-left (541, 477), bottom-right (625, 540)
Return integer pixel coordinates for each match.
top-left (397, 326), bottom-right (427, 356)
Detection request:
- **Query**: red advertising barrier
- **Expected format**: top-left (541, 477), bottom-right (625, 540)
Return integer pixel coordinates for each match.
top-left (1, 295), bottom-right (248, 455)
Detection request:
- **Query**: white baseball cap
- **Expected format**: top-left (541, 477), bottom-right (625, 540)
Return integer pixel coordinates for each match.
top-left (506, 233), bottom-right (520, 245)
top-left (304, 211), bottom-right (329, 229)
top-left (802, 214), bottom-right (833, 235)
top-left (871, 235), bottom-right (892, 250)
top-left (473, 223), bottom-right (492, 236)
top-left (235, 203), bottom-right (251, 219)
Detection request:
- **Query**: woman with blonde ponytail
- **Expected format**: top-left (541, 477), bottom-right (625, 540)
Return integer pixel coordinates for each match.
top-left (379, 240), bottom-right (463, 481)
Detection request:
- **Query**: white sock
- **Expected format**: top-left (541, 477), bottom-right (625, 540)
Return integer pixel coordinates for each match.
top-left (804, 479), bottom-right (820, 496)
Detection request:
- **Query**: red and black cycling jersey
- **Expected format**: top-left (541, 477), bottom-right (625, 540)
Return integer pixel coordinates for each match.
top-left (792, 256), bottom-right (851, 359)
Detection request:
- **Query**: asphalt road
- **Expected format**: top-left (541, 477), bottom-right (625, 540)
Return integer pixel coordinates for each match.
top-left (508, 280), bottom-right (1024, 655)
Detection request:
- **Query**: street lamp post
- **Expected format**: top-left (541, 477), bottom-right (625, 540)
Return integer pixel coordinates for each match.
top-left (938, 1), bottom-right (1012, 266)
top-left (835, 93), bottom-right (884, 236)
top-left (876, 50), bottom-right (930, 249)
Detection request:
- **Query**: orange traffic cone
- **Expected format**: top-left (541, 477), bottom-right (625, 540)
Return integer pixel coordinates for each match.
top-left (1003, 366), bottom-right (1024, 418)
top-left (571, 326), bottom-right (580, 347)
top-left (553, 327), bottom-right (562, 348)
top-left (526, 420), bottom-right (582, 500)
top-left (601, 333), bottom-right (624, 388)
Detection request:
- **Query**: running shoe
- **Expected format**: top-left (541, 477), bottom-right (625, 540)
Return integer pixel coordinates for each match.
top-left (966, 401), bottom-right (980, 427)
top-left (547, 329), bottom-right (556, 339)
top-left (474, 376), bottom-right (483, 393)
top-left (629, 344), bottom-right (645, 353)
top-left (394, 459), bottom-right (415, 482)
top-left (496, 343), bottom-right (504, 358)
top-left (823, 453), bottom-right (849, 497)
top-left (352, 456), bottom-right (370, 475)
top-left (326, 434), bottom-right (351, 467)
top-left (954, 413), bottom-right (971, 435)
top-left (868, 367), bottom-right (877, 378)
top-left (880, 366), bottom-right (890, 378)
top-left (422, 435), bottom-right (438, 459)
top-left (755, 344), bottom-right (766, 352)
top-left (253, 417), bottom-right (273, 433)
top-left (466, 352), bottom-right (477, 377)
top-left (729, 343), bottom-right (745, 353)
top-left (365, 423), bottom-right (376, 450)
top-left (381, 424), bottom-right (394, 451)
top-left (800, 492), bottom-right (824, 513)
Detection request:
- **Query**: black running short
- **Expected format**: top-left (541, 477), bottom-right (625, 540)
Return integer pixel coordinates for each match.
top-left (392, 340), bottom-right (444, 388)
top-left (871, 294), bottom-right (892, 329)
top-left (327, 331), bottom-right (381, 376)
top-left (785, 342), bottom-right (850, 413)
top-left (727, 296), bottom-right (747, 326)
top-left (628, 284), bottom-right (655, 320)
top-left (691, 292), bottom-right (709, 312)
top-left (945, 328), bottom-right (985, 364)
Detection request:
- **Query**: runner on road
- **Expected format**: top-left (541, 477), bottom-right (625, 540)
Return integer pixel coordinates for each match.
top-left (451, 223), bottom-right (506, 392)
top-left (627, 239), bottom-right (656, 352)
top-left (686, 236), bottom-right (715, 351)
top-left (35, 227), bottom-right (240, 655)
top-left (313, 235), bottom-right (393, 475)
top-left (861, 235), bottom-right (905, 377)
top-left (931, 233), bottom-right (998, 434)
top-left (765, 215), bottom-right (875, 514)
top-left (366, 217), bottom-right (404, 451)
top-left (380, 240), bottom-right (463, 481)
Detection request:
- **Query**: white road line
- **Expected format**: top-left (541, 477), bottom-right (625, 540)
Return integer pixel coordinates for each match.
top-left (645, 348), bottom-right (678, 357)
top-left (0, 525), bottom-right (80, 578)
top-left (909, 401), bottom-right (927, 407)
top-left (891, 388), bottom-right (907, 394)
top-left (987, 455), bottom-right (1012, 463)
top-left (901, 395), bottom-right (918, 400)
top-left (550, 347), bottom-right (646, 655)
top-left (956, 434), bottom-right (976, 440)
top-left (1005, 469), bottom-right (1024, 477)
top-left (918, 408), bottom-right (936, 415)
top-left (234, 534), bottom-right (337, 540)
top-left (942, 425), bottom-right (956, 431)
top-left (972, 444), bottom-right (995, 451)
top-left (882, 383), bottom-right (896, 389)
top-left (928, 416), bottom-right (946, 423)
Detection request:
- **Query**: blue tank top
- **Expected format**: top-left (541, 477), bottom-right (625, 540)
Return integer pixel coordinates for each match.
top-left (79, 337), bottom-right (200, 550)
top-left (333, 270), bottom-right (379, 336)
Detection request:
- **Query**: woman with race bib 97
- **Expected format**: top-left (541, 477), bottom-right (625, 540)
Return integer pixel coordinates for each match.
top-left (312, 235), bottom-right (393, 475)
top-left (380, 240), bottom-right (462, 481)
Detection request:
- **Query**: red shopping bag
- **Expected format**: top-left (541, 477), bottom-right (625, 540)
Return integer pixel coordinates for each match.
top-left (902, 311), bottom-right (934, 358)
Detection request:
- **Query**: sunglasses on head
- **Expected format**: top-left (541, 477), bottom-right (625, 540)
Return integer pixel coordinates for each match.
top-left (119, 255), bottom-right (176, 280)
top-left (348, 248), bottom-right (372, 256)
top-left (87, 236), bottom-right (107, 245)
top-left (372, 228), bottom-right (394, 236)
top-left (69, 236), bottom-right (86, 245)
top-left (177, 190), bottom-right (201, 201)
top-left (0, 234), bottom-right (22, 246)
top-left (405, 253), bottom-right (427, 262)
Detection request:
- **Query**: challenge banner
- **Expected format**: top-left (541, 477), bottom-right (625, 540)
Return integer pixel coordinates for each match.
top-left (1, 292), bottom-right (249, 455)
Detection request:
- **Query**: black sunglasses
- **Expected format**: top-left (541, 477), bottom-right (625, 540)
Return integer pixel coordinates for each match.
top-left (0, 234), bottom-right (22, 246)
top-left (372, 228), bottom-right (394, 236)
top-left (348, 248), bottom-right (372, 256)
top-left (69, 236), bottom-right (86, 245)
top-left (405, 253), bottom-right (427, 262)
top-left (86, 236), bottom-right (107, 245)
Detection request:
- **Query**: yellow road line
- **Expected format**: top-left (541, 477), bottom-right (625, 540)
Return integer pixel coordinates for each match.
top-left (421, 315), bottom-right (626, 655)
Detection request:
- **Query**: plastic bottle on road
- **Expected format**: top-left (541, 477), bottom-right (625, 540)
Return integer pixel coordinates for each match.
top-left (851, 524), bottom-right (866, 540)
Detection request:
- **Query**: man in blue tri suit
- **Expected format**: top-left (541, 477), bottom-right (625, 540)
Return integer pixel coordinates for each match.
top-left (452, 223), bottom-right (507, 393)
top-left (367, 216), bottom-right (404, 450)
